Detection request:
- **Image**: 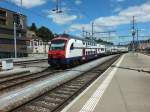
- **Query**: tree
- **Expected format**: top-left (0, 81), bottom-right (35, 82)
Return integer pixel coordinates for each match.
top-left (29, 23), bottom-right (37, 32)
top-left (37, 26), bottom-right (54, 41)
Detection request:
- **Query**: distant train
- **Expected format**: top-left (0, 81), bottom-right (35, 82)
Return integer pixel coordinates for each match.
top-left (48, 34), bottom-right (128, 66)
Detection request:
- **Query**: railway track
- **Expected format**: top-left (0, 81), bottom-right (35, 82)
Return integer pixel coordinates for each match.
top-left (11, 55), bottom-right (120, 112)
top-left (0, 68), bottom-right (64, 92)
top-left (143, 53), bottom-right (150, 56)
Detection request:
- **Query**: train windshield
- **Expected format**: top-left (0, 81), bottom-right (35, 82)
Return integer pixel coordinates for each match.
top-left (50, 39), bottom-right (66, 50)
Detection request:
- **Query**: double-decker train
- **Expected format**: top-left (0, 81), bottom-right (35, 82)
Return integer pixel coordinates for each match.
top-left (48, 34), bottom-right (128, 66)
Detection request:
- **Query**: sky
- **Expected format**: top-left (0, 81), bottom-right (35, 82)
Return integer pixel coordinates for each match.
top-left (0, 0), bottom-right (150, 44)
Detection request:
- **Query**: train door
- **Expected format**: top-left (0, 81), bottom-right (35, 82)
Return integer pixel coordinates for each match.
top-left (82, 48), bottom-right (86, 60)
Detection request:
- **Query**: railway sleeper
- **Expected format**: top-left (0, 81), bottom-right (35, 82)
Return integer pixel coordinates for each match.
top-left (59, 87), bottom-right (77, 92)
top-left (48, 93), bottom-right (69, 99)
top-left (54, 90), bottom-right (74, 96)
top-left (31, 100), bottom-right (58, 110)
top-left (64, 85), bottom-right (81, 89)
top-left (21, 105), bottom-right (50, 112)
top-left (42, 96), bottom-right (63, 103)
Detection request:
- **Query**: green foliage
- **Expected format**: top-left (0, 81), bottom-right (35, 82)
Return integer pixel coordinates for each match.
top-left (29, 23), bottom-right (37, 32)
top-left (28, 23), bottom-right (54, 41)
top-left (37, 26), bottom-right (54, 41)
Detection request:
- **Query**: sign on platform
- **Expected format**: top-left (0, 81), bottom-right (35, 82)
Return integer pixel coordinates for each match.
top-left (2, 59), bottom-right (13, 71)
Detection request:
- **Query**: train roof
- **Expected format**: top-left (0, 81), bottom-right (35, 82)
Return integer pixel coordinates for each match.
top-left (59, 34), bottom-right (97, 43)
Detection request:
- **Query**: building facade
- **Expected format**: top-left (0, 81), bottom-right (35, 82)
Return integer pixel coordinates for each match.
top-left (26, 30), bottom-right (49, 56)
top-left (138, 39), bottom-right (150, 53)
top-left (0, 7), bottom-right (27, 58)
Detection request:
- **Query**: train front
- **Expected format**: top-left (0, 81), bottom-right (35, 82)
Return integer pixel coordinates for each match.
top-left (48, 37), bottom-right (68, 66)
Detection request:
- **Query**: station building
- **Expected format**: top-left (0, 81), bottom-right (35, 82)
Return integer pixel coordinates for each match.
top-left (26, 30), bottom-right (49, 57)
top-left (0, 7), bottom-right (28, 58)
top-left (138, 39), bottom-right (150, 53)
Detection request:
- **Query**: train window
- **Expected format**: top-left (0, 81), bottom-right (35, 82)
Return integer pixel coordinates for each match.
top-left (31, 41), bottom-right (33, 46)
top-left (70, 43), bottom-right (74, 50)
top-left (50, 39), bottom-right (66, 50)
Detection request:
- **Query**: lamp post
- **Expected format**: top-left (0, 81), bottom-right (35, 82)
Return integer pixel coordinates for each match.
top-left (52, 0), bottom-right (62, 13)
top-left (14, 22), bottom-right (17, 58)
top-left (91, 22), bottom-right (94, 40)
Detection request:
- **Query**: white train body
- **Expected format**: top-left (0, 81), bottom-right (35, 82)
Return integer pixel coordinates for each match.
top-left (48, 34), bottom-right (128, 66)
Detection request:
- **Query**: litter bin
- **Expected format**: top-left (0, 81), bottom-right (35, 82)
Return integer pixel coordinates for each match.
top-left (2, 59), bottom-right (13, 71)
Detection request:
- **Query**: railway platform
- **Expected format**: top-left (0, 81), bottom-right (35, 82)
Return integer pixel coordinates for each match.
top-left (0, 56), bottom-right (47, 63)
top-left (0, 56), bottom-right (49, 76)
top-left (61, 53), bottom-right (150, 112)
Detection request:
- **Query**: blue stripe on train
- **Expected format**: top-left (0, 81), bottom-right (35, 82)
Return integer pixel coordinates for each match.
top-left (48, 54), bottom-right (97, 65)
top-left (48, 56), bottom-right (82, 65)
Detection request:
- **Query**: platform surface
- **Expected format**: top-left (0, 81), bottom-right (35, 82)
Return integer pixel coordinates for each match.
top-left (61, 53), bottom-right (150, 112)
top-left (0, 56), bottom-right (47, 63)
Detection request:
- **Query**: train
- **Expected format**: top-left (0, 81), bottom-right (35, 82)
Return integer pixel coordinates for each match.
top-left (48, 34), bottom-right (128, 66)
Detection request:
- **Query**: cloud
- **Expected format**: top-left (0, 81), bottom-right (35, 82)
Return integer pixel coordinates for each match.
top-left (48, 12), bottom-right (77, 25)
top-left (113, 7), bottom-right (122, 12)
top-left (111, 0), bottom-right (125, 3)
top-left (94, 2), bottom-right (150, 27)
top-left (69, 2), bottom-right (150, 34)
top-left (11, 0), bottom-right (46, 8)
top-left (116, 0), bottom-right (125, 2)
top-left (47, 7), bottom-right (78, 25)
top-left (75, 0), bottom-right (82, 5)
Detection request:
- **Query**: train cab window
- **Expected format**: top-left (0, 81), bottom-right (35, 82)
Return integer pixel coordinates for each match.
top-left (70, 43), bottom-right (74, 50)
top-left (50, 39), bottom-right (66, 50)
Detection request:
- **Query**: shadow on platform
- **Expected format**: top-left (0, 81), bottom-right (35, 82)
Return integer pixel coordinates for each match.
top-left (111, 65), bottom-right (150, 74)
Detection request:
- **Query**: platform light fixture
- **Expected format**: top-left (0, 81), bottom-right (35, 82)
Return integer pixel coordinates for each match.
top-left (52, 0), bottom-right (63, 13)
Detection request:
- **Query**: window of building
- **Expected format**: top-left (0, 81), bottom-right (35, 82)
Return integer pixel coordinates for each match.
top-left (101, 48), bottom-right (104, 51)
top-left (86, 51), bottom-right (88, 55)
top-left (34, 41), bottom-right (37, 46)
top-left (13, 14), bottom-right (20, 25)
top-left (0, 19), bottom-right (6, 25)
top-left (0, 10), bottom-right (6, 17)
